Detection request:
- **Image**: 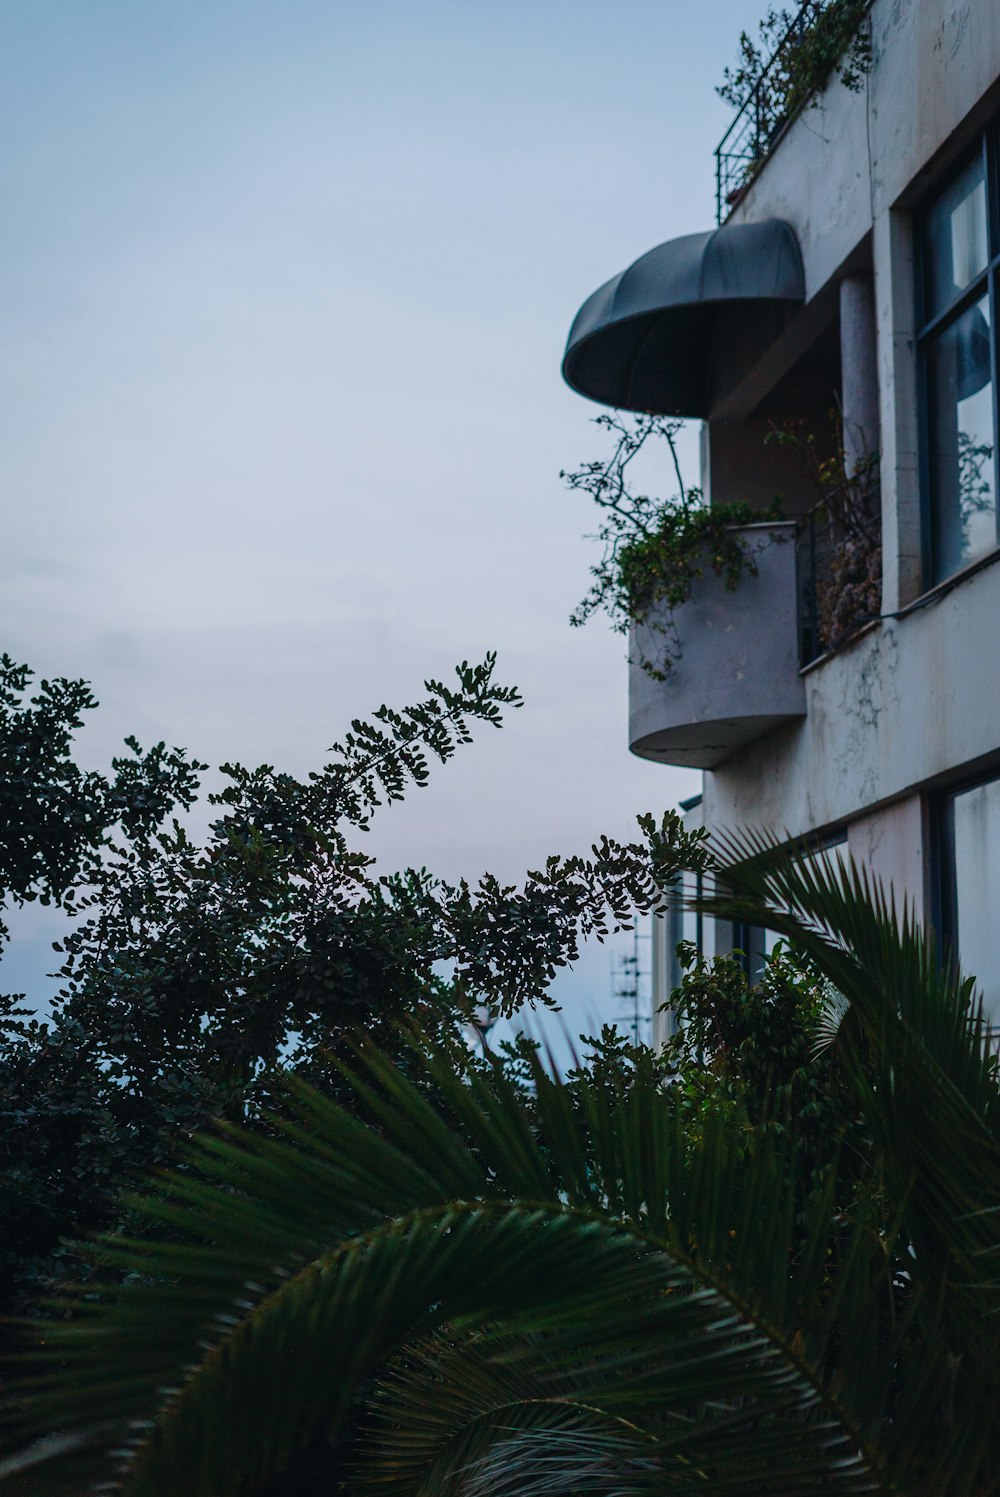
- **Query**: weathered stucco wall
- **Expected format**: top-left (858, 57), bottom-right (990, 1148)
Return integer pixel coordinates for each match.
top-left (847, 795), bottom-right (926, 921)
top-left (703, 554), bottom-right (1000, 844)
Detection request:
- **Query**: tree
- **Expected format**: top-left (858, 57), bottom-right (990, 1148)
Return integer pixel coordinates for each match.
top-left (0, 653), bottom-right (707, 1314)
top-left (5, 845), bottom-right (999, 1496)
top-left (0, 654), bottom-right (202, 935)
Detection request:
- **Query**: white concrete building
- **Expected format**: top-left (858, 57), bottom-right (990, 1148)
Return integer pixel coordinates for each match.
top-left (562, 0), bottom-right (1000, 1036)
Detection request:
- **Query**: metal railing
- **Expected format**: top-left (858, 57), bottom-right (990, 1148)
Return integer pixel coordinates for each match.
top-left (796, 506), bottom-right (836, 666)
top-left (714, 0), bottom-right (823, 223)
top-left (795, 496), bottom-right (882, 666)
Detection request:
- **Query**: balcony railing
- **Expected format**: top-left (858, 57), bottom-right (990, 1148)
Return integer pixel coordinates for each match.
top-left (796, 495), bottom-right (882, 666)
top-left (714, 0), bottom-right (824, 223)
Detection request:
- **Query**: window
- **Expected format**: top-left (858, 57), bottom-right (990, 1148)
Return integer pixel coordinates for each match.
top-left (938, 774), bottom-right (1000, 1029)
top-left (731, 919), bottom-right (781, 985)
top-left (919, 137), bottom-right (1000, 584)
top-left (733, 834), bottom-right (847, 984)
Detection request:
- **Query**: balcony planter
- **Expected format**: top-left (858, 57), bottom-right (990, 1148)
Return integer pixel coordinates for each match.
top-left (629, 521), bottom-right (805, 769)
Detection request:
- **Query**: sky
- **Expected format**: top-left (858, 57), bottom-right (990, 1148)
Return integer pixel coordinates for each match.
top-left (1, 0), bottom-right (760, 1048)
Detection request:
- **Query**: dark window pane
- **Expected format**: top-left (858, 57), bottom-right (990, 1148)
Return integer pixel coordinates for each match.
top-left (950, 778), bottom-right (1000, 1028)
top-left (927, 295), bottom-right (997, 579)
top-left (924, 152), bottom-right (989, 318)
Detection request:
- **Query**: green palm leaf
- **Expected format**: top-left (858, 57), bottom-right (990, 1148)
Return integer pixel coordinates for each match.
top-left (700, 832), bottom-right (1000, 1490)
top-left (703, 832), bottom-right (1000, 1288)
top-left (3, 1033), bottom-right (891, 1496)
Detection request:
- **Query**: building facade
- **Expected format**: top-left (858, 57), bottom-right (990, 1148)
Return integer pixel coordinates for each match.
top-left (562, 0), bottom-right (1000, 1039)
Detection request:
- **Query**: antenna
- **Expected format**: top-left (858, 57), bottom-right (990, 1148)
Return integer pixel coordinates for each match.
top-left (610, 922), bottom-right (652, 1044)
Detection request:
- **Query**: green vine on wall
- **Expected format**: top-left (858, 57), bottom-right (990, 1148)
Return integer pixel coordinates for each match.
top-left (564, 415), bottom-right (782, 680)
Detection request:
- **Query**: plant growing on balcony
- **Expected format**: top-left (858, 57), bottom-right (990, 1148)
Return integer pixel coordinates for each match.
top-left (565, 413), bottom-right (782, 679)
top-left (718, 1), bottom-right (873, 198)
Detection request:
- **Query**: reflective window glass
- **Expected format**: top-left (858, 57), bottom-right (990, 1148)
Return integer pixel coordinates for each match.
top-left (950, 778), bottom-right (1000, 1028)
top-left (925, 152), bottom-right (989, 317)
top-left (927, 294), bottom-right (997, 578)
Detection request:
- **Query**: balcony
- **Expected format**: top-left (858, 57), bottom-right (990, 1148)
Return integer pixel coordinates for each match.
top-left (629, 521), bottom-right (805, 769)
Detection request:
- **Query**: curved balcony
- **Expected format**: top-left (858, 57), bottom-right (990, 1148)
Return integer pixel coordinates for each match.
top-left (629, 521), bottom-right (806, 769)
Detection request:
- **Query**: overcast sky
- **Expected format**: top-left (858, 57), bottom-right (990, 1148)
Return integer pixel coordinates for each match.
top-left (2, 0), bottom-right (760, 1046)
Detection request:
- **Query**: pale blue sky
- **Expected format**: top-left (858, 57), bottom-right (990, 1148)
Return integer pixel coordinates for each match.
top-left (2, 0), bottom-right (760, 1043)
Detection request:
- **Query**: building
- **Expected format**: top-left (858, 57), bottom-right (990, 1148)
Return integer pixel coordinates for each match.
top-left (561, 0), bottom-right (1000, 1039)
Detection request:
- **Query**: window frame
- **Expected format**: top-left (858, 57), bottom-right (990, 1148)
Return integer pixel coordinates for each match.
top-left (916, 126), bottom-right (1000, 588)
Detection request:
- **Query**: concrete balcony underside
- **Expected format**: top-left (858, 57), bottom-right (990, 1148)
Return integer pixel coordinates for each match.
top-left (628, 522), bottom-right (805, 770)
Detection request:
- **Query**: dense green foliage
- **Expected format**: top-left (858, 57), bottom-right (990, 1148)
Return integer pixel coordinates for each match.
top-left (565, 414), bottom-right (782, 678)
top-left (0, 655), bottom-right (202, 938)
top-left (4, 844), bottom-right (1000, 1494)
top-left (0, 654), bottom-right (707, 1316)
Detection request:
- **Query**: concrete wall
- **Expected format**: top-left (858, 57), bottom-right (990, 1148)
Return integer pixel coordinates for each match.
top-left (650, 906), bottom-right (671, 1049)
top-left (847, 794), bottom-right (926, 923)
top-left (704, 552), bottom-right (1000, 845)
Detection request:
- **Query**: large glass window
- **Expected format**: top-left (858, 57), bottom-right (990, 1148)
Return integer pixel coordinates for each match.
top-left (940, 775), bottom-right (1000, 1029)
top-left (919, 139), bottom-right (1000, 584)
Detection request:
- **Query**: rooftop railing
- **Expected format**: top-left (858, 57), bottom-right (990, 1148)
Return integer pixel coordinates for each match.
top-left (714, 0), bottom-right (824, 223)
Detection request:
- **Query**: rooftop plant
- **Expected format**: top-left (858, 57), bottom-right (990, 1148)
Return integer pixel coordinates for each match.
top-left (716, 1), bottom-right (873, 212)
top-left (718, 0), bottom-right (873, 117)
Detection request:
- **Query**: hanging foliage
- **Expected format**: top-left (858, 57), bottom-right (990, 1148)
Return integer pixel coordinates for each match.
top-left (564, 414), bottom-right (782, 679)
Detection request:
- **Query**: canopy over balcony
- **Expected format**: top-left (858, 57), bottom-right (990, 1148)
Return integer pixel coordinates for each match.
top-left (562, 219), bottom-right (804, 417)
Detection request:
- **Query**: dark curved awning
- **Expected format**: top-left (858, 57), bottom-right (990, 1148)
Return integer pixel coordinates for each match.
top-left (562, 219), bottom-right (805, 418)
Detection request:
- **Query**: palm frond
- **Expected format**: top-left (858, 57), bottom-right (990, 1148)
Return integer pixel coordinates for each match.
top-left (456, 1422), bottom-right (659, 1497)
top-left (2, 1035), bottom-right (892, 1496)
top-left (701, 832), bottom-right (1000, 1274)
top-left (699, 831), bottom-right (1000, 1489)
